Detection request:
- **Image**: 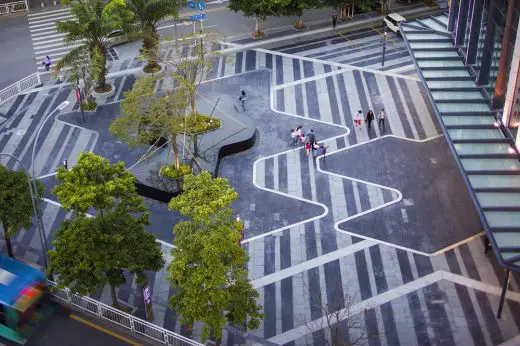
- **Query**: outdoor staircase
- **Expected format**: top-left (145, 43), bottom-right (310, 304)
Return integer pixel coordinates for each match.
top-left (402, 13), bottom-right (520, 272)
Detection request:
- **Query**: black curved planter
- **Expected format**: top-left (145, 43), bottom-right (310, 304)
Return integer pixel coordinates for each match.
top-left (134, 129), bottom-right (257, 203)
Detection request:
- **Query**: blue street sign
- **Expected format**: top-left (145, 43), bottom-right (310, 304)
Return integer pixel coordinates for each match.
top-left (189, 13), bottom-right (206, 21)
top-left (188, 1), bottom-right (205, 10)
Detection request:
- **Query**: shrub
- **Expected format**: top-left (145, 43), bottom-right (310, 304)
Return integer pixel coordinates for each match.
top-left (185, 113), bottom-right (221, 135)
top-left (143, 63), bottom-right (161, 74)
top-left (81, 100), bottom-right (97, 111)
top-left (160, 163), bottom-right (192, 180)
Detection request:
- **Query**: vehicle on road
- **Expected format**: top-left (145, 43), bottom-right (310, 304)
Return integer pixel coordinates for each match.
top-left (0, 256), bottom-right (55, 344)
top-left (384, 13), bottom-right (406, 33)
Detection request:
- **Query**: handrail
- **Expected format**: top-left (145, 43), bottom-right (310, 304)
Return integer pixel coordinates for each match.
top-left (0, 1), bottom-right (28, 16)
top-left (0, 72), bottom-right (41, 105)
top-left (48, 280), bottom-right (203, 346)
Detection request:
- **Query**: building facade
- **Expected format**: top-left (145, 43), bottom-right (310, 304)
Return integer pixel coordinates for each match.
top-left (448, 0), bottom-right (520, 140)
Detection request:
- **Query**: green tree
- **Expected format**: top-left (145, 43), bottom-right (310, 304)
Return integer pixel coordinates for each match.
top-left (125, 0), bottom-right (185, 71)
top-left (281, 0), bottom-right (318, 29)
top-left (228, 0), bottom-right (290, 37)
top-left (0, 165), bottom-right (43, 258)
top-left (55, 0), bottom-right (133, 92)
top-left (109, 77), bottom-right (219, 176)
top-left (49, 152), bottom-right (164, 309)
top-left (167, 172), bottom-right (262, 346)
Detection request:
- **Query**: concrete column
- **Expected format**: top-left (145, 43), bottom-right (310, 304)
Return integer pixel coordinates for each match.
top-left (465, 0), bottom-right (483, 64)
top-left (503, 20), bottom-right (520, 130)
top-left (448, 0), bottom-right (460, 33)
top-left (493, 0), bottom-right (519, 108)
top-left (455, 0), bottom-right (470, 46)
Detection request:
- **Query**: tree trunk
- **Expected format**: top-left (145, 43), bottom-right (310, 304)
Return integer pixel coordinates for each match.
top-left (110, 284), bottom-right (121, 310)
top-left (98, 53), bottom-right (108, 89)
top-left (172, 133), bottom-right (180, 169)
top-left (215, 338), bottom-right (221, 346)
top-left (190, 92), bottom-right (196, 115)
top-left (295, 14), bottom-right (304, 29)
top-left (254, 15), bottom-right (263, 37)
top-left (192, 134), bottom-right (198, 157)
top-left (3, 225), bottom-right (14, 258)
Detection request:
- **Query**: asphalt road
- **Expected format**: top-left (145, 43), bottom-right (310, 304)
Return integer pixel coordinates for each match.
top-left (20, 304), bottom-right (147, 346)
top-left (0, 13), bottom-right (36, 90)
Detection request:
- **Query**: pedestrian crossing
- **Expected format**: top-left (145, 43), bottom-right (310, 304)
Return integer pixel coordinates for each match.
top-left (267, 26), bottom-right (418, 77)
top-left (27, 8), bottom-right (76, 72)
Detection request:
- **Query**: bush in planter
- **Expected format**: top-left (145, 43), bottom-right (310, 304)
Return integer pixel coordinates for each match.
top-left (160, 163), bottom-right (192, 180)
top-left (94, 83), bottom-right (112, 94)
top-left (185, 113), bottom-right (221, 134)
top-left (81, 100), bottom-right (97, 111)
top-left (143, 62), bottom-right (161, 74)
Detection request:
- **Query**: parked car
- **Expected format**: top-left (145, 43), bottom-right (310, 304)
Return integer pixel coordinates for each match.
top-left (384, 13), bottom-right (406, 34)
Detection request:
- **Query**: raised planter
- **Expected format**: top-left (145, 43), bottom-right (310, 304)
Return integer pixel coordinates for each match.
top-left (91, 83), bottom-right (116, 104)
top-left (139, 62), bottom-right (166, 78)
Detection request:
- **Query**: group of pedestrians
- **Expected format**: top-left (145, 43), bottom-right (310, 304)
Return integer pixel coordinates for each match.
top-left (290, 126), bottom-right (328, 158)
top-left (354, 108), bottom-right (386, 132)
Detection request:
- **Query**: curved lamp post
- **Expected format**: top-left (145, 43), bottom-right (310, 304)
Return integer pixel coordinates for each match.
top-left (28, 100), bottom-right (70, 269)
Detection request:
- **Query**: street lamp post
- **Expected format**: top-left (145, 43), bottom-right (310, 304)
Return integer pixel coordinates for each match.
top-left (381, 30), bottom-right (388, 67)
top-left (28, 100), bottom-right (70, 272)
top-left (0, 152), bottom-right (48, 270)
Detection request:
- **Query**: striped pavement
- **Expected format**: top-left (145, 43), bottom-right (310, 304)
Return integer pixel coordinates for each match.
top-left (1, 46), bottom-right (520, 345)
top-left (265, 26), bottom-right (418, 78)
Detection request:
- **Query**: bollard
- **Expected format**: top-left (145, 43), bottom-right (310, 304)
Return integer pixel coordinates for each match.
top-left (40, 1), bottom-right (44, 8)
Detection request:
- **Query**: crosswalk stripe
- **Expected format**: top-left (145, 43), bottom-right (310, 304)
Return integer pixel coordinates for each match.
top-left (33, 37), bottom-right (66, 46)
top-left (28, 14), bottom-right (73, 25)
top-left (35, 44), bottom-right (81, 55)
top-left (27, 7), bottom-right (71, 17)
top-left (30, 25), bottom-right (59, 33)
top-left (32, 32), bottom-right (66, 39)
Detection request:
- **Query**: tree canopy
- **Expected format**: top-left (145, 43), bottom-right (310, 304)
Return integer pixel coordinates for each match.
top-left (56, 0), bottom-right (133, 89)
top-left (167, 172), bottom-right (262, 345)
top-left (0, 165), bottom-right (43, 258)
top-left (49, 152), bottom-right (164, 309)
top-left (125, 0), bottom-right (185, 70)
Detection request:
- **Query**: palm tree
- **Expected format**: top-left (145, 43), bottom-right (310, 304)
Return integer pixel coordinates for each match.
top-left (125, 0), bottom-right (184, 72)
top-left (55, 0), bottom-right (133, 92)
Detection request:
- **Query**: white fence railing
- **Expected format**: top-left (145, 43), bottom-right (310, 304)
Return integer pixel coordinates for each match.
top-left (0, 72), bottom-right (41, 105)
top-left (48, 281), bottom-right (203, 346)
top-left (0, 1), bottom-right (28, 15)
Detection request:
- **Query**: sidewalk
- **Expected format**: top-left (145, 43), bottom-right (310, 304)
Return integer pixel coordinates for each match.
top-left (227, 1), bottom-right (440, 44)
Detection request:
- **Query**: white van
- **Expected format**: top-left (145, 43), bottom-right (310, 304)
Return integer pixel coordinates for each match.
top-left (384, 13), bottom-right (406, 34)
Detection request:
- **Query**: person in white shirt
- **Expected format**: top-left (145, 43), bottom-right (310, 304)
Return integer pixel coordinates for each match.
top-left (354, 110), bottom-right (362, 129)
top-left (378, 108), bottom-right (386, 130)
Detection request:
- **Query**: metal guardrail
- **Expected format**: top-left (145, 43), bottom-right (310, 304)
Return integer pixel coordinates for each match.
top-left (48, 281), bottom-right (203, 346)
top-left (0, 72), bottom-right (41, 105)
top-left (0, 1), bottom-right (27, 15)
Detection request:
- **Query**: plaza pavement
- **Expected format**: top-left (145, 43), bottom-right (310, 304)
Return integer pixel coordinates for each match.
top-left (0, 34), bottom-right (520, 346)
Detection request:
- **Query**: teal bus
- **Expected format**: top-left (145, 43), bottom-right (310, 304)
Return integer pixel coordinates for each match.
top-left (0, 255), bottom-right (55, 344)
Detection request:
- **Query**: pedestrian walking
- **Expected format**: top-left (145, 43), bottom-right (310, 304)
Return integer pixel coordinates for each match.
top-left (365, 110), bottom-right (374, 130)
top-left (306, 129), bottom-right (316, 146)
top-left (354, 110), bottom-right (363, 129)
top-left (239, 90), bottom-right (247, 111)
top-left (42, 56), bottom-right (52, 71)
top-left (332, 13), bottom-right (338, 28)
top-left (378, 108), bottom-right (386, 130)
top-left (305, 142), bottom-right (311, 156)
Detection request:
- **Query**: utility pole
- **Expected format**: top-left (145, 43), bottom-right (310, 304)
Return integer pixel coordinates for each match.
top-left (381, 30), bottom-right (388, 67)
